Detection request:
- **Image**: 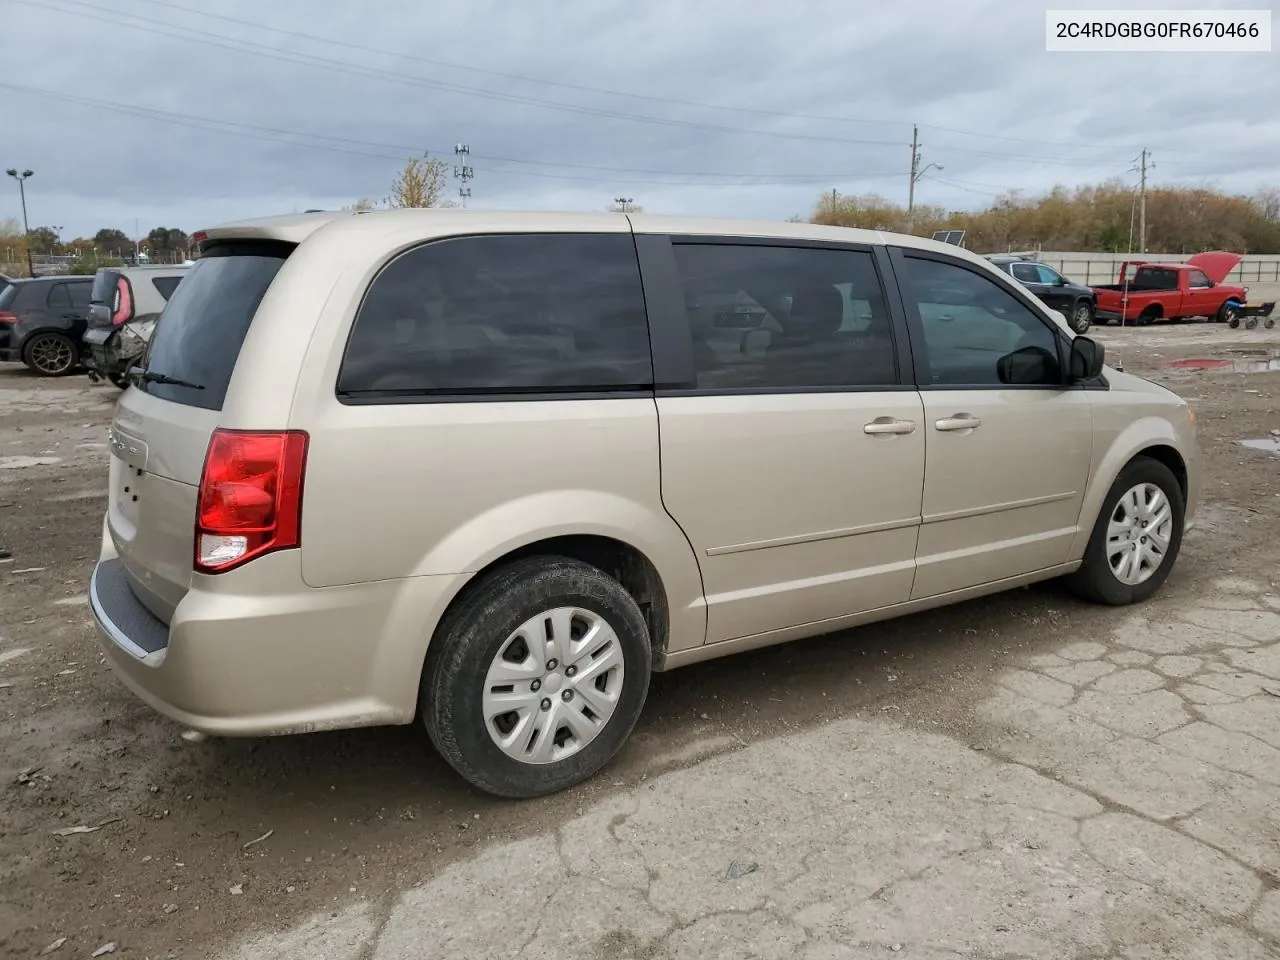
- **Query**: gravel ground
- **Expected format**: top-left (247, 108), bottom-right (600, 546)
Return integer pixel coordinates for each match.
top-left (1, 323), bottom-right (1278, 959)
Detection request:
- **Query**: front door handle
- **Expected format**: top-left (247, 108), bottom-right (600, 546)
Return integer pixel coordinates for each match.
top-left (935, 414), bottom-right (982, 432)
top-left (863, 417), bottom-right (917, 436)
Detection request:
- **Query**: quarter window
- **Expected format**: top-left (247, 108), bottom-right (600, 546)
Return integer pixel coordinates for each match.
top-left (338, 234), bottom-right (653, 397)
top-left (46, 283), bottom-right (71, 308)
top-left (152, 276), bottom-right (182, 300)
top-left (901, 255), bottom-right (1062, 387)
top-left (670, 243), bottom-right (898, 389)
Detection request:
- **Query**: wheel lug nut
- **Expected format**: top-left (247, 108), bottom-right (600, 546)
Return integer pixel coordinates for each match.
top-left (531, 680), bottom-right (541, 692)
top-left (540, 698), bottom-right (551, 711)
top-left (562, 690), bottom-right (573, 702)
top-left (565, 665), bottom-right (577, 677)
top-left (547, 659), bottom-right (558, 671)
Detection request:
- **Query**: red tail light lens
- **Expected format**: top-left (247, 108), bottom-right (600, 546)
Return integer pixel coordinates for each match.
top-left (111, 276), bottom-right (133, 326)
top-left (0, 311), bottom-right (17, 325)
top-left (195, 429), bottom-right (308, 574)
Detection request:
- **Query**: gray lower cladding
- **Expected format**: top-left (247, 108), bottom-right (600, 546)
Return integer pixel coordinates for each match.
top-left (89, 557), bottom-right (170, 657)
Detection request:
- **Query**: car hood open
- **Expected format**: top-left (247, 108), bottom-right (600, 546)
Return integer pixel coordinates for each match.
top-left (1186, 251), bottom-right (1243, 285)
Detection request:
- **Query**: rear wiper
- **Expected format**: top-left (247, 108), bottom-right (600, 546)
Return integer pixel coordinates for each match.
top-left (132, 368), bottom-right (205, 390)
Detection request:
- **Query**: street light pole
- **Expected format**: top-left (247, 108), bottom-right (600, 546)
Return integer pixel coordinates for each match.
top-left (6, 168), bottom-right (35, 277)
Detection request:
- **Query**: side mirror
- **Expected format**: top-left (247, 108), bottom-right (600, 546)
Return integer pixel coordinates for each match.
top-left (997, 345), bottom-right (1060, 385)
top-left (1069, 335), bottom-right (1105, 381)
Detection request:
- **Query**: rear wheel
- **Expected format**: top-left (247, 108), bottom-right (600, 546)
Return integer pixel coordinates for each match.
top-left (22, 332), bottom-right (78, 377)
top-left (422, 556), bottom-right (652, 798)
top-left (1139, 308), bottom-right (1160, 326)
top-left (1070, 301), bottom-right (1094, 334)
top-left (1067, 456), bottom-right (1184, 606)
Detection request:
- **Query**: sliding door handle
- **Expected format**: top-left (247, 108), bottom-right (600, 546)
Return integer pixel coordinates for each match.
top-left (863, 417), bottom-right (917, 436)
top-left (935, 414), bottom-right (982, 432)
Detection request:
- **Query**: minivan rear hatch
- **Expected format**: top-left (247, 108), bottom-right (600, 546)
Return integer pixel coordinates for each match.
top-left (106, 242), bottom-right (293, 622)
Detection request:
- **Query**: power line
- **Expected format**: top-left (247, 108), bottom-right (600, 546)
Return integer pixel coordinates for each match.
top-left (21, 0), bottom-right (1158, 168)
top-left (0, 81), bottom-right (905, 188)
top-left (26, 0), bottom-right (909, 150)
top-left (111, 0), bottom-right (1244, 165)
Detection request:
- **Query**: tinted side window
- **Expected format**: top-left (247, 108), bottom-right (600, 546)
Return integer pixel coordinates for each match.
top-left (338, 233), bottom-right (652, 397)
top-left (152, 276), bottom-right (182, 300)
top-left (46, 283), bottom-right (71, 308)
top-left (1011, 263), bottom-right (1040, 283)
top-left (1187, 269), bottom-right (1211, 288)
top-left (68, 282), bottom-right (92, 308)
top-left (1034, 265), bottom-right (1063, 284)
top-left (671, 244), bottom-right (897, 390)
top-left (901, 256), bottom-right (1061, 387)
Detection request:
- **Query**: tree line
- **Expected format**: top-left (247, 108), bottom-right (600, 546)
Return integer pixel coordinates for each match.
top-left (807, 180), bottom-right (1280, 254)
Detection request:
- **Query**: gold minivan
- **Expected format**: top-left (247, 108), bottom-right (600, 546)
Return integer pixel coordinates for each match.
top-left (89, 210), bottom-right (1200, 797)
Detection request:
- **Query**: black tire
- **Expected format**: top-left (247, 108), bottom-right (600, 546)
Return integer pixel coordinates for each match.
top-left (422, 556), bottom-right (652, 798)
top-left (22, 332), bottom-right (79, 376)
top-left (1067, 456), bottom-right (1184, 606)
top-left (1139, 309), bottom-right (1160, 326)
top-left (1265, 317), bottom-right (1275, 330)
top-left (1069, 300), bottom-right (1094, 334)
top-left (107, 372), bottom-right (130, 389)
top-left (1217, 301), bottom-right (1239, 327)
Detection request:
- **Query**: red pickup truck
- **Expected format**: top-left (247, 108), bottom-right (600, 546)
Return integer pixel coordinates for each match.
top-left (1092, 251), bottom-right (1248, 325)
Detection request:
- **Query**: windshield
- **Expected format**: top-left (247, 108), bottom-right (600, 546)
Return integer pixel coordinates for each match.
top-left (139, 246), bottom-right (289, 410)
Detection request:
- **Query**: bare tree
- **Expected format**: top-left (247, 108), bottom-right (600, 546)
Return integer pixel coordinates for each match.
top-left (608, 199), bottom-right (643, 214)
top-left (344, 197), bottom-right (379, 213)
top-left (386, 156), bottom-right (453, 209)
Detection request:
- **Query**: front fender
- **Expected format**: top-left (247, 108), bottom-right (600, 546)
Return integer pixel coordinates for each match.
top-left (1069, 415), bottom-right (1191, 560)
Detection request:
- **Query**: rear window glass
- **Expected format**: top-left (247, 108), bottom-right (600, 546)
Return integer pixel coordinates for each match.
top-left (152, 275), bottom-right (182, 300)
top-left (0, 284), bottom-right (17, 309)
top-left (1131, 267), bottom-right (1179, 290)
top-left (90, 270), bottom-right (120, 305)
top-left (337, 233), bottom-right (652, 398)
top-left (139, 246), bottom-right (289, 411)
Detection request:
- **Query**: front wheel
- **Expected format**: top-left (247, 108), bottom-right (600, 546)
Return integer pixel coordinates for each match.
top-left (1069, 301), bottom-right (1094, 334)
top-left (1218, 302), bottom-right (1240, 327)
top-left (422, 556), bottom-right (652, 798)
top-left (1067, 457), bottom-right (1184, 606)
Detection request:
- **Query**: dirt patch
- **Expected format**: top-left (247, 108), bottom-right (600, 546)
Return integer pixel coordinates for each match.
top-left (1, 324), bottom-right (1279, 959)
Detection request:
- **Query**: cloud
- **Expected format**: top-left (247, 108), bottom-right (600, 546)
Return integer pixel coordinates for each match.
top-left (2, 0), bottom-right (1276, 237)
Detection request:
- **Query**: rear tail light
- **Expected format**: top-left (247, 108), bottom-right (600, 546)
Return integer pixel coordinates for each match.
top-left (0, 311), bottom-right (16, 325)
top-left (195, 429), bottom-right (308, 574)
top-left (111, 276), bottom-right (133, 326)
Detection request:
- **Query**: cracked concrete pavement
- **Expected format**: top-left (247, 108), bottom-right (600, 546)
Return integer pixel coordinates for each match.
top-left (226, 578), bottom-right (1280, 960)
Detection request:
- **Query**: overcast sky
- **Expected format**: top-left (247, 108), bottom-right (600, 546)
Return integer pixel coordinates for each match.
top-left (2, 0), bottom-right (1277, 240)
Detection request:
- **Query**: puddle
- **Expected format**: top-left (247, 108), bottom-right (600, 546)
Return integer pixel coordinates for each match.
top-left (1240, 437), bottom-right (1280, 456)
top-left (1167, 357), bottom-right (1280, 373)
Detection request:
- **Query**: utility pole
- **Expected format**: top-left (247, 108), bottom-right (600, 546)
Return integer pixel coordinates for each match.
top-left (454, 144), bottom-right (474, 208)
top-left (907, 125), bottom-right (919, 233)
top-left (5, 168), bottom-right (34, 277)
top-left (1133, 148), bottom-right (1154, 254)
top-left (906, 125), bottom-right (943, 235)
